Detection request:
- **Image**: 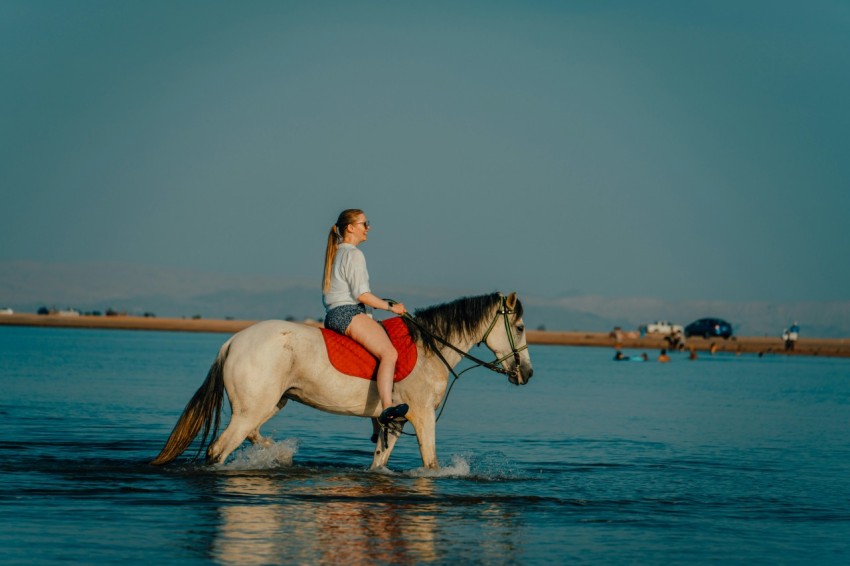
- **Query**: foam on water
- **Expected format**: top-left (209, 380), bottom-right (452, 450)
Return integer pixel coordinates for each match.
top-left (405, 453), bottom-right (472, 478)
top-left (211, 439), bottom-right (516, 478)
top-left (217, 438), bottom-right (299, 470)
top-left (405, 451), bottom-right (522, 479)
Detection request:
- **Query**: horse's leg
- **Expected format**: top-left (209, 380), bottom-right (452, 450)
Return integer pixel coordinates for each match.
top-left (370, 419), bottom-right (405, 470)
top-left (408, 409), bottom-right (439, 469)
top-left (247, 398), bottom-right (289, 447)
top-left (369, 417), bottom-right (380, 443)
top-left (207, 385), bottom-right (288, 464)
top-left (207, 415), bottom-right (261, 464)
top-left (246, 430), bottom-right (273, 447)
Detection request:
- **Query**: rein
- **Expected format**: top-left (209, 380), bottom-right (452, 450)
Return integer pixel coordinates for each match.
top-left (387, 294), bottom-right (528, 424)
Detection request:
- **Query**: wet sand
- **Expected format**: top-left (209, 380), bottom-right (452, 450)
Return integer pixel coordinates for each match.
top-left (2, 314), bottom-right (848, 358)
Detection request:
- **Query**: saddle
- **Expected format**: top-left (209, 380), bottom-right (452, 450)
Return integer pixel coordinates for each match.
top-left (321, 317), bottom-right (418, 381)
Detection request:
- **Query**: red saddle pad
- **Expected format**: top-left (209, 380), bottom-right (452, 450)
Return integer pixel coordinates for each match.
top-left (321, 317), bottom-right (418, 381)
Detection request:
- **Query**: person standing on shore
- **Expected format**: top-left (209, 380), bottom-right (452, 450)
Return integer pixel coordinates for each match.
top-left (788, 322), bottom-right (800, 351)
top-left (322, 209), bottom-right (409, 425)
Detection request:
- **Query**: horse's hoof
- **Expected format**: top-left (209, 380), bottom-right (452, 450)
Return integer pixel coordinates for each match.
top-left (379, 403), bottom-right (409, 425)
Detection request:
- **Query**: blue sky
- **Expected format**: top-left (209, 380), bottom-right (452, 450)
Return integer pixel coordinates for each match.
top-left (2, 1), bottom-right (849, 305)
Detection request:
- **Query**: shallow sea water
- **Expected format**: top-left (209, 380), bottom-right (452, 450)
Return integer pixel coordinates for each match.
top-left (1, 325), bottom-right (849, 564)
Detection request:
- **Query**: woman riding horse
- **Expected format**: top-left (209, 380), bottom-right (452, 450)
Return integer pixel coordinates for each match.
top-left (150, 292), bottom-right (533, 470)
top-left (322, 209), bottom-right (409, 425)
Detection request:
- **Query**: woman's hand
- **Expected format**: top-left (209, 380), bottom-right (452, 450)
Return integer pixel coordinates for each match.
top-left (389, 302), bottom-right (406, 315)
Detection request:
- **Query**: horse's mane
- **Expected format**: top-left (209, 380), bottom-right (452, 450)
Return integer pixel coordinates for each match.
top-left (403, 292), bottom-right (523, 355)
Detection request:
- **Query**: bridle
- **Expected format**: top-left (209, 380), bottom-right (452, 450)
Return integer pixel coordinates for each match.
top-left (476, 294), bottom-right (528, 377)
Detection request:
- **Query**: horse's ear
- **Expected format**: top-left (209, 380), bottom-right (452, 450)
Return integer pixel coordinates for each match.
top-left (506, 292), bottom-right (517, 310)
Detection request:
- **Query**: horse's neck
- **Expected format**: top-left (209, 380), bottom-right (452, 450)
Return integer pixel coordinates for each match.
top-left (432, 317), bottom-right (491, 369)
top-left (434, 340), bottom-right (474, 369)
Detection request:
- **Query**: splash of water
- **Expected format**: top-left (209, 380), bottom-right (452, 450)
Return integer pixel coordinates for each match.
top-left (218, 438), bottom-right (299, 470)
top-left (406, 453), bottom-right (472, 478)
top-left (405, 452), bottom-right (522, 479)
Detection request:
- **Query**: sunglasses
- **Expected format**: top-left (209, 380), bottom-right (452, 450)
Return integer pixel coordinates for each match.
top-left (353, 220), bottom-right (371, 229)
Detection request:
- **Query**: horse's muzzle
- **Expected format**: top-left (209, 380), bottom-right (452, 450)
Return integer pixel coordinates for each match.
top-left (508, 363), bottom-right (533, 385)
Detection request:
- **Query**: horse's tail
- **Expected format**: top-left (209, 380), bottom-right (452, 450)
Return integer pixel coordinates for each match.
top-left (150, 344), bottom-right (229, 466)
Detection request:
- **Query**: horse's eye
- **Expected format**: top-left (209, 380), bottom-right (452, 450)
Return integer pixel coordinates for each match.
top-left (516, 325), bottom-right (525, 333)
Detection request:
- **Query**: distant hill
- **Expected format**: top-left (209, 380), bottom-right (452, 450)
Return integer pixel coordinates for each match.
top-left (1, 261), bottom-right (848, 338)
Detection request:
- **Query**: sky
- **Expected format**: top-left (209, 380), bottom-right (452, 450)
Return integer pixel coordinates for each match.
top-left (2, 0), bottom-right (849, 306)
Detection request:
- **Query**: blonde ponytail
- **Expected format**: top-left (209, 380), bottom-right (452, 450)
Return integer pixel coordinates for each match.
top-left (322, 209), bottom-right (364, 294)
top-left (322, 226), bottom-right (339, 293)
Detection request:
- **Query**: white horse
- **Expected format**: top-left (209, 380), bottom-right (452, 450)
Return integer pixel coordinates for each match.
top-left (151, 292), bottom-right (533, 470)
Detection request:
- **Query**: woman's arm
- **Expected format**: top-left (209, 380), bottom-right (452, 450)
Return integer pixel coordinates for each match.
top-left (357, 292), bottom-right (406, 315)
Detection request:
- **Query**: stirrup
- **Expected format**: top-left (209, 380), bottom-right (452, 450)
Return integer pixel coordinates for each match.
top-left (379, 403), bottom-right (409, 425)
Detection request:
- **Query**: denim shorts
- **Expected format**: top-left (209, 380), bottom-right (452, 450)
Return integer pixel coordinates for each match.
top-left (324, 303), bottom-right (367, 335)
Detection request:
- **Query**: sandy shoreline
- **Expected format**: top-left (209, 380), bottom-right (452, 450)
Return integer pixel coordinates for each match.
top-left (2, 313), bottom-right (848, 358)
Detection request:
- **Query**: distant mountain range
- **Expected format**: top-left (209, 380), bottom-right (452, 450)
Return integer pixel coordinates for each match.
top-left (1, 261), bottom-right (848, 338)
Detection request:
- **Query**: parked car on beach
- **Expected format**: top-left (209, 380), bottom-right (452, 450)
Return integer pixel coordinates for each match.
top-left (684, 318), bottom-right (733, 339)
top-left (57, 308), bottom-right (81, 317)
top-left (645, 321), bottom-right (684, 336)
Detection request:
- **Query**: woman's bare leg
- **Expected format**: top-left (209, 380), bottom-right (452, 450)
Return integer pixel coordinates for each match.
top-left (347, 314), bottom-right (398, 409)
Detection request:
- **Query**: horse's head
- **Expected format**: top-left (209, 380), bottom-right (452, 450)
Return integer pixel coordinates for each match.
top-left (482, 292), bottom-right (534, 385)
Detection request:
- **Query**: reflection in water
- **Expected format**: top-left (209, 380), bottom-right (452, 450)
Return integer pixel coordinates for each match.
top-left (312, 475), bottom-right (438, 564)
top-left (208, 467), bottom-right (521, 565)
top-left (211, 473), bottom-right (287, 565)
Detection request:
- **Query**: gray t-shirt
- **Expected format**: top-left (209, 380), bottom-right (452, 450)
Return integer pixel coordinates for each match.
top-left (323, 243), bottom-right (371, 311)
